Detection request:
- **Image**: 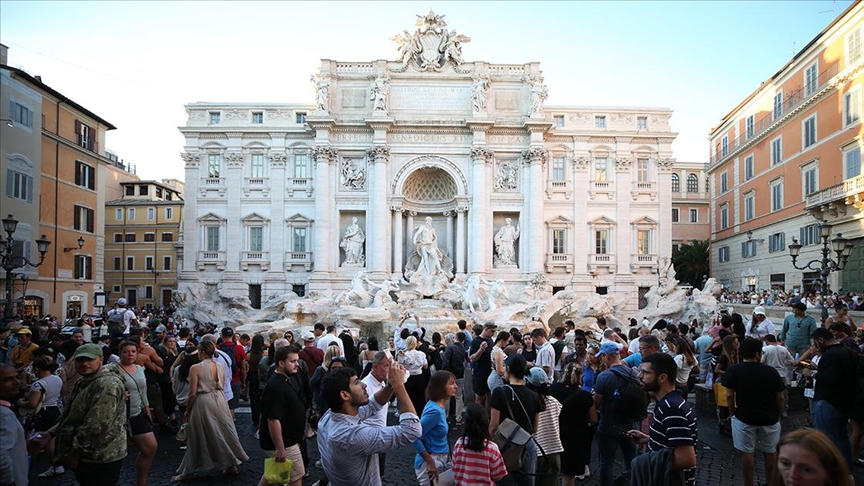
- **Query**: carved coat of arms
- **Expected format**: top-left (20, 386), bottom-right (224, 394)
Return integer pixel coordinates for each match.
top-left (391, 10), bottom-right (470, 71)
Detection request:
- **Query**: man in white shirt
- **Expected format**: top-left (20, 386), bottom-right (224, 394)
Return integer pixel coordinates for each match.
top-left (531, 328), bottom-right (555, 384)
top-left (316, 325), bottom-right (345, 357)
top-left (360, 351), bottom-right (392, 478)
top-left (107, 298), bottom-right (138, 337)
top-left (761, 334), bottom-right (793, 417)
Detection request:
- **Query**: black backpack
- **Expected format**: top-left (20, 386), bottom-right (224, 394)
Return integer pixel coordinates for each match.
top-left (219, 343), bottom-right (238, 374)
top-left (608, 366), bottom-right (648, 422)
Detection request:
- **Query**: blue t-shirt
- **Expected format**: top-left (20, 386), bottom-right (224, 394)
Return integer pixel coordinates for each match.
top-left (594, 365), bottom-right (640, 435)
top-left (623, 352), bottom-right (642, 368)
top-left (412, 400), bottom-right (449, 468)
top-left (649, 390), bottom-right (697, 486)
top-left (581, 365), bottom-right (597, 392)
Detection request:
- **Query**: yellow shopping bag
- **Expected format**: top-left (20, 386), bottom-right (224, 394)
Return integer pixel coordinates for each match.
top-left (263, 457), bottom-right (293, 484)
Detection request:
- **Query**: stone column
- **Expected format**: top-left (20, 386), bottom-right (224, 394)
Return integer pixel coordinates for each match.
top-left (445, 211), bottom-right (454, 263)
top-left (616, 157), bottom-right (634, 275)
top-left (657, 158), bottom-right (676, 260)
top-left (268, 151), bottom-right (287, 280)
top-left (311, 146), bottom-right (337, 276)
top-left (455, 207), bottom-right (466, 275)
top-left (406, 212), bottom-right (415, 265)
top-left (392, 207), bottom-right (403, 276)
top-left (180, 153), bottom-right (200, 278)
top-left (366, 145), bottom-right (391, 276)
top-left (469, 147), bottom-right (493, 274)
top-left (522, 147), bottom-right (547, 273)
top-left (224, 151), bottom-right (244, 273)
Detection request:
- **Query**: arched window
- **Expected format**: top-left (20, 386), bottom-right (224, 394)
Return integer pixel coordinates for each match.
top-left (687, 173), bottom-right (699, 193)
top-left (671, 173), bottom-right (680, 192)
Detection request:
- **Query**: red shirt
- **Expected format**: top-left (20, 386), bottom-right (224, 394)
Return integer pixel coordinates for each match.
top-left (452, 438), bottom-right (507, 486)
top-left (222, 341), bottom-right (246, 384)
top-left (298, 345), bottom-right (324, 376)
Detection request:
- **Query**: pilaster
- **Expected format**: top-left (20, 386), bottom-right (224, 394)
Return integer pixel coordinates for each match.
top-left (469, 147), bottom-right (494, 274)
top-left (366, 144), bottom-right (391, 277)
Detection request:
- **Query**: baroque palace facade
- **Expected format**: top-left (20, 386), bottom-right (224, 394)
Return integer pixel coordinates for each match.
top-left (179, 12), bottom-right (677, 314)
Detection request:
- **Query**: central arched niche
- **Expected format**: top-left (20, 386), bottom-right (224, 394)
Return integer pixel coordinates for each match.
top-left (403, 166), bottom-right (457, 208)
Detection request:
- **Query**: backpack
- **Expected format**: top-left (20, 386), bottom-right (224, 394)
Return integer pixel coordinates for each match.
top-left (106, 311), bottom-right (126, 337)
top-left (219, 343), bottom-right (238, 374)
top-left (608, 366), bottom-right (648, 422)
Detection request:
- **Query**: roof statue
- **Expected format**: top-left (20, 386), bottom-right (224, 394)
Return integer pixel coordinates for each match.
top-left (391, 9), bottom-right (471, 72)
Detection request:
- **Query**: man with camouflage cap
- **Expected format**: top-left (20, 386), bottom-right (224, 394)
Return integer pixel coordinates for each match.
top-left (36, 343), bottom-right (127, 486)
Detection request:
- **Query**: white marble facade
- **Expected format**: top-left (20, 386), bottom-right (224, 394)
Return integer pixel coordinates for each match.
top-left (178, 11), bottom-right (676, 315)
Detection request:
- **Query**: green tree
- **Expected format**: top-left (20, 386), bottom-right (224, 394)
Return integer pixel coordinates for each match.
top-left (672, 239), bottom-right (710, 289)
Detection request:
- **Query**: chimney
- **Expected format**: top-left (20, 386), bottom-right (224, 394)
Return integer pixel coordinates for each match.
top-left (0, 44), bottom-right (8, 66)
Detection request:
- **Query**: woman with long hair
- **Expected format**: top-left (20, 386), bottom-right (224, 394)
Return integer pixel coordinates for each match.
top-left (246, 334), bottom-right (266, 429)
top-left (549, 362), bottom-right (597, 485)
top-left (452, 403), bottom-right (507, 485)
top-left (413, 370), bottom-right (457, 485)
top-left (713, 334), bottom-right (739, 436)
top-left (487, 331), bottom-right (510, 393)
top-left (310, 345), bottom-right (347, 415)
top-left (158, 333), bottom-right (180, 429)
top-left (21, 355), bottom-right (63, 477)
top-left (518, 332), bottom-right (538, 366)
top-left (171, 338), bottom-right (200, 424)
top-left (769, 429), bottom-right (853, 486)
top-left (116, 341), bottom-right (158, 486)
top-left (359, 335), bottom-right (379, 371)
top-left (666, 336), bottom-right (699, 399)
top-left (400, 335), bottom-right (430, 415)
top-left (172, 340), bottom-right (248, 482)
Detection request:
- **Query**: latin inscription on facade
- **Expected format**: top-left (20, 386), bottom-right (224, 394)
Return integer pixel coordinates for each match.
top-left (389, 85), bottom-right (471, 111)
top-left (341, 89), bottom-right (367, 108)
top-left (331, 132), bottom-right (373, 143)
top-left (389, 133), bottom-right (473, 144)
top-left (488, 134), bottom-right (530, 145)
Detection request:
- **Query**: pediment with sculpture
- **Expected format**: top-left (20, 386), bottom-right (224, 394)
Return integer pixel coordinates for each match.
top-left (391, 10), bottom-right (471, 71)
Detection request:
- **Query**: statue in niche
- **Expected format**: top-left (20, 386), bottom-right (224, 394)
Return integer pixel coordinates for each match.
top-left (370, 74), bottom-right (390, 112)
top-left (341, 159), bottom-right (366, 190)
top-left (340, 217), bottom-right (366, 266)
top-left (495, 161), bottom-right (518, 191)
top-left (311, 75), bottom-right (330, 112)
top-left (471, 76), bottom-right (490, 113)
top-left (493, 218), bottom-right (520, 267)
top-left (528, 77), bottom-right (548, 115)
top-left (412, 217), bottom-right (445, 277)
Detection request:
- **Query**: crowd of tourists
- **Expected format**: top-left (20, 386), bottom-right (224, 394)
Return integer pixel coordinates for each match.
top-left (1, 298), bottom-right (863, 486)
top-left (718, 287), bottom-right (864, 311)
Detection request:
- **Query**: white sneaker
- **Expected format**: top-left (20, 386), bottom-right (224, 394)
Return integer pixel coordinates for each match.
top-left (253, 429), bottom-right (260, 439)
top-left (38, 465), bottom-right (65, 478)
top-left (575, 465), bottom-right (589, 480)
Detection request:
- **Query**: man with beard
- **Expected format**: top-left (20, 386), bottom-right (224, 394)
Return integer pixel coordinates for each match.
top-left (257, 345), bottom-right (307, 486)
top-left (37, 343), bottom-right (127, 486)
top-left (627, 352), bottom-right (697, 486)
top-left (318, 361), bottom-right (420, 486)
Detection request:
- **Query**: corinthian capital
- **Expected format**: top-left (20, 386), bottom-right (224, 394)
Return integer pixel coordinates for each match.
top-left (312, 145), bottom-right (339, 163)
top-left (181, 152), bottom-right (200, 167)
top-left (521, 147), bottom-right (548, 166)
top-left (471, 147), bottom-right (494, 164)
top-left (366, 144), bottom-right (391, 163)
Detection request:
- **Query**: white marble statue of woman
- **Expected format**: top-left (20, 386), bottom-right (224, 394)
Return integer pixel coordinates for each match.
top-left (412, 217), bottom-right (444, 277)
top-left (471, 76), bottom-right (489, 113)
top-left (493, 218), bottom-right (520, 266)
top-left (340, 217), bottom-right (365, 266)
top-left (528, 78), bottom-right (548, 115)
top-left (311, 75), bottom-right (329, 112)
top-left (370, 74), bottom-right (390, 112)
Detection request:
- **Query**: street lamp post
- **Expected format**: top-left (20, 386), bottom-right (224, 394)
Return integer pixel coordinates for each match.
top-left (788, 223), bottom-right (854, 324)
top-left (1, 214), bottom-right (51, 320)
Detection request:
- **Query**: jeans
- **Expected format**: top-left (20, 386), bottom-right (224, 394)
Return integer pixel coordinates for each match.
top-left (450, 378), bottom-right (465, 420)
top-left (496, 439), bottom-right (536, 486)
top-left (596, 432), bottom-right (638, 486)
top-left (812, 400), bottom-right (852, 467)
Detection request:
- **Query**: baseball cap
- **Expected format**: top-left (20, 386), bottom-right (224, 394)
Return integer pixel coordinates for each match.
top-left (525, 367), bottom-right (548, 387)
top-left (753, 306), bottom-right (766, 316)
top-left (221, 327), bottom-right (234, 337)
top-left (302, 331), bottom-right (315, 341)
top-left (15, 328), bottom-right (32, 336)
top-left (155, 325), bottom-right (167, 333)
top-left (117, 298), bottom-right (128, 306)
top-left (72, 343), bottom-right (103, 360)
top-left (595, 342), bottom-right (621, 357)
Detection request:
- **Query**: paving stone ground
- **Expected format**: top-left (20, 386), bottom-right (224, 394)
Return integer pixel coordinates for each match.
top-left (28, 379), bottom-right (864, 485)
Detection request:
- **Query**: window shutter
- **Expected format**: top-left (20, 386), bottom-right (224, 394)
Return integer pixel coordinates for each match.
top-left (75, 120), bottom-right (81, 145)
top-left (5, 169), bottom-right (13, 197)
top-left (86, 256), bottom-right (92, 280)
top-left (26, 175), bottom-right (33, 203)
top-left (74, 256), bottom-right (82, 279)
top-left (87, 209), bottom-right (94, 233)
top-left (88, 166), bottom-right (95, 189)
top-left (74, 206), bottom-right (81, 230)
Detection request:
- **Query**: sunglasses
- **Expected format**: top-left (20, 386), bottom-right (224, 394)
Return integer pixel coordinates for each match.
top-left (330, 357), bottom-right (348, 364)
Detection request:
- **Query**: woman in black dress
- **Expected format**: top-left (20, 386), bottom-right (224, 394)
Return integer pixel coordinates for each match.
top-left (549, 361), bottom-right (597, 485)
